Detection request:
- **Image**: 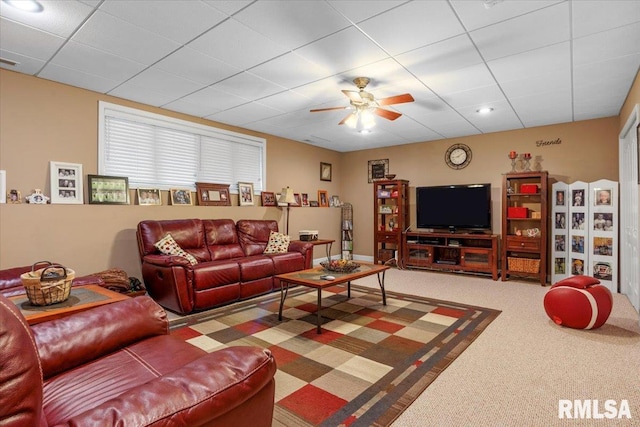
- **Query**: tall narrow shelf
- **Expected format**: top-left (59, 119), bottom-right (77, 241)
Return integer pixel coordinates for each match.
top-left (373, 179), bottom-right (409, 265)
top-left (501, 171), bottom-right (548, 285)
top-left (341, 203), bottom-right (353, 260)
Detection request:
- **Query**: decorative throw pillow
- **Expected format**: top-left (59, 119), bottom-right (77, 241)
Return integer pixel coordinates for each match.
top-left (263, 231), bottom-right (290, 254)
top-left (154, 233), bottom-right (198, 265)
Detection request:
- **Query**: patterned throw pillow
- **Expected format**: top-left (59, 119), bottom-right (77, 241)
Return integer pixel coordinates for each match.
top-left (154, 233), bottom-right (198, 265)
top-left (263, 231), bottom-right (290, 254)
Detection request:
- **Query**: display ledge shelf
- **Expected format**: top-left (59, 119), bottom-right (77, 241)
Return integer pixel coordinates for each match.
top-left (507, 193), bottom-right (541, 197)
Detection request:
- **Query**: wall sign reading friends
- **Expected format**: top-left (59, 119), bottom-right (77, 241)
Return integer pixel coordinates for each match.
top-left (536, 138), bottom-right (562, 147)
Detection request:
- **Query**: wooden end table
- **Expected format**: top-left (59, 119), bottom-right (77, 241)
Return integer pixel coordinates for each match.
top-left (10, 284), bottom-right (131, 325)
top-left (293, 238), bottom-right (335, 261)
top-left (276, 263), bottom-right (389, 334)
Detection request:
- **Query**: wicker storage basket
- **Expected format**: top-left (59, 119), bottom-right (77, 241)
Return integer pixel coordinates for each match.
top-left (20, 262), bottom-right (75, 306)
top-left (508, 257), bottom-right (540, 273)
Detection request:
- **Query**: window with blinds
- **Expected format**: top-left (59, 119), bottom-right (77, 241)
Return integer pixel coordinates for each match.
top-left (98, 101), bottom-right (266, 193)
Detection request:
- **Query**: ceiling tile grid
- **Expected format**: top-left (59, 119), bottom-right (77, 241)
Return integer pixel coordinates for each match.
top-left (0, 0), bottom-right (638, 152)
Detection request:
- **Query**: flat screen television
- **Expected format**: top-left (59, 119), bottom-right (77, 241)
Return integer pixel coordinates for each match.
top-left (416, 183), bottom-right (492, 232)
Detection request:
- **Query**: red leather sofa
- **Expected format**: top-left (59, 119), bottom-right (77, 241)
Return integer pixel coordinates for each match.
top-left (0, 263), bottom-right (103, 298)
top-left (137, 219), bottom-right (313, 314)
top-left (0, 293), bottom-right (276, 426)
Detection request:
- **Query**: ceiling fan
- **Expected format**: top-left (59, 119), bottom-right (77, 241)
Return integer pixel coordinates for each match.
top-left (310, 77), bottom-right (414, 129)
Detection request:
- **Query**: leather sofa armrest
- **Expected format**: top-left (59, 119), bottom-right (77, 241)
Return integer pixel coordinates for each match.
top-left (288, 241), bottom-right (314, 269)
top-left (53, 347), bottom-right (276, 427)
top-left (143, 254), bottom-right (193, 268)
top-left (32, 296), bottom-right (168, 380)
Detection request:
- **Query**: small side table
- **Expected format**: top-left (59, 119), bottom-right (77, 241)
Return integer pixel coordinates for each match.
top-left (293, 239), bottom-right (335, 261)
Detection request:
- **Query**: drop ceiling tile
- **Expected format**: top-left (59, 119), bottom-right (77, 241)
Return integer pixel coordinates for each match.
top-left (451, 0), bottom-right (561, 31)
top-left (294, 27), bottom-right (388, 75)
top-left (431, 120), bottom-right (481, 139)
top-left (98, 0), bottom-right (227, 44)
top-left (71, 11), bottom-right (180, 65)
top-left (108, 83), bottom-right (177, 107)
top-left (573, 22), bottom-right (640, 67)
top-left (0, 49), bottom-right (45, 74)
top-left (499, 71), bottom-right (570, 99)
top-left (178, 86), bottom-right (251, 112)
top-left (0, 0), bottom-right (95, 38)
top-left (572, 0), bottom-right (640, 39)
top-left (574, 54), bottom-right (640, 89)
top-left (187, 18), bottom-right (288, 70)
top-left (337, 58), bottom-right (417, 94)
top-left (291, 76), bottom-right (349, 106)
top-left (248, 52), bottom-right (333, 89)
top-left (162, 99), bottom-right (222, 118)
top-left (458, 101), bottom-right (523, 134)
top-left (327, 1), bottom-right (406, 23)
top-left (233, 1), bottom-right (349, 50)
top-left (574, 78), bottom-right (633, 108)
top-left (396, 35), bottom-right (484, 77)
top-left (154, 47), bottom-right (241, 86)
top-left (487, 42), bottom-right (570, 83)
top-left (39, 63), bottom-right (119, 93)
top-left (442, 85), bottom-right (506, 109)
top-left (203, 0), bottom-right (253, 16)
top-left (508, 89), bottom-right (572, 127)
top-left (255, 90), bottom-right (313, 112)
top-left (469, 2), bottom-right (569, 61)
top-left (422, 63), bottom-right (496, 95)
top-left (205, 102), bottom-right (284, 127)
top-left (358, 1), bottom-right (464, 56)
top-left (574, 104), bottom-right (621, 122)
top-left (210, 71), bottom-right (286, 101)
top-left (50, 40), bottom-right (146, 82)
top-left (0, 18), bottom-right (65, 61)
top-left (124, 68), bottom-right (206, 100)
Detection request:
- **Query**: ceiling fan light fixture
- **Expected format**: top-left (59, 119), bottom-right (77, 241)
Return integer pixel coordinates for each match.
top-left (344, 113), bottom-right (358, 128)
top-left (360, 110), bottom-right (376, 129)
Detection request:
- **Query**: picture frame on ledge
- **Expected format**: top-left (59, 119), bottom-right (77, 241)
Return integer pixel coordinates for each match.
top-left (137, 188), bottom-right (162, 205)
top-left (318, 190), bottom-right (329, 207)
top-left (301, 193), bottom-right (310, 207)
top-left (88, 175), bottom-right (129, 205)
top-left (196, 182), bottom-right (230, 206)
top-left (50, 161), bottom-right (83, 204)
top-left (0, 170), bottom-right (5, 204)
top-left (261, 191), bottom-right (276, 207)
top-left (170, 189), bottom-right (193, 206)
top-left (238, 182), bottom-right (254, 206)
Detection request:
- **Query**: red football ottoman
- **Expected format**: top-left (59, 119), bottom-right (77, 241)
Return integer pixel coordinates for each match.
top-left (543, 276), bottom-right (613, 330)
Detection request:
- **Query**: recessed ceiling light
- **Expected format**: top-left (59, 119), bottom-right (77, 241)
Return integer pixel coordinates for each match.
top-left (2, 0), bottom-right (43, 13)
top-left (476, 107), bottom-right (494, 114)
top-left (359, 129), bottom-right (371, 134)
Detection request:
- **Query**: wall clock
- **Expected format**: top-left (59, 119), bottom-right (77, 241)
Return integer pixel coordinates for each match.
top-left (445, 144), bottom-right (472, 169)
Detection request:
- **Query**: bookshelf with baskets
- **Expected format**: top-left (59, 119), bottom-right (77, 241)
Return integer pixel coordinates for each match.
top-left (373, 179), bottom-right (409, 265)
top-left (501, 171), bottom-right (548, 285)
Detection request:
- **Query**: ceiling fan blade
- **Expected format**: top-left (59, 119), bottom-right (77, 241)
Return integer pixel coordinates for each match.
top-left (377, 93), bottom-right (415, 106)
top-left (338, 112), bottom-right (357, 125)
top-left (342, 90), bottom-right (363, 103)
top-left (373, 108), bottom-right (402, 121)
top-left (310, 106), bottom-right (348, 113)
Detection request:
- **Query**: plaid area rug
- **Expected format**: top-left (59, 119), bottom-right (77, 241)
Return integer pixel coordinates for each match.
top-left (169, 284), bottom-right (500, 426)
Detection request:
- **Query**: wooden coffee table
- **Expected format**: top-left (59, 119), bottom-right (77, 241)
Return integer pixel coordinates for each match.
top-left (276, 263), bottom-right (389, 333)
top-left (10, 284), bottom-right (130, 325)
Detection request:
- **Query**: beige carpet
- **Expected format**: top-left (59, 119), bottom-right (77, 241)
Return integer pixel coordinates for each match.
top-left (350, 269), bottom-right (640, 427)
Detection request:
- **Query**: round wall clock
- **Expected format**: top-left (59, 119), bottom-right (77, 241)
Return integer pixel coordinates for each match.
top-left (445, 143), bottom-right (472, 169)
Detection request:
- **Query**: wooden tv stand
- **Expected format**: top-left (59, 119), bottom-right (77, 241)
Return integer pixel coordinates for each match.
top-left (402, 231), bottom-right (499, 280)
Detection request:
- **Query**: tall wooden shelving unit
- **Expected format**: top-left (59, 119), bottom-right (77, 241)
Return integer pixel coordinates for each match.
top-left (373, 179), bottom-right (409, 265)
top-left (501, 171), bottom-right (548, 285)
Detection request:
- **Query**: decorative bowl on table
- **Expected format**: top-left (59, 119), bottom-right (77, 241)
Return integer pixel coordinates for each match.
top-left (385, 174), bottom-right (396, 180)
top-left (320, 260), bottom-right (360, 273)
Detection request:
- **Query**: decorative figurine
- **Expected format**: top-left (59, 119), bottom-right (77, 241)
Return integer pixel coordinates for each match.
top-left (26, 189), bottom-right (49, 204)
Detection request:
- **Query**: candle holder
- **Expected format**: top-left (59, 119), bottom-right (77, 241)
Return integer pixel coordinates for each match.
top-left (508, 151), bottom-right (518, 173)
top-left (522, 153), bottom-right (532, 171)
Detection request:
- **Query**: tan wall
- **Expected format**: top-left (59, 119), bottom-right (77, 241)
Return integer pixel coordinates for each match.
top-left (340, 118), bottom-right (619, 257)
top-left (0, 69), bottom-right (623, 278)
top-left (0, 70), bottom-right (341, 276)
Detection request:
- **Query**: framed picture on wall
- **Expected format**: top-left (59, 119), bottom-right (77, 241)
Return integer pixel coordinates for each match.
top-left (318, 190), bottom-right (329, 207)
top-left (170, 189), bottom-right (193, 206)
top-left (320, 162), bottom-right (332, 181)
top-left (0, 170), bottom-right (5, 204)
top-left (368, 159), bottom-right (389, 183)
top-left (137, 188), bottom-right (162, 205)
top-left (50, 161), bottom-right (83, 204)
top-left (261, 191), bottom-right (276, 207)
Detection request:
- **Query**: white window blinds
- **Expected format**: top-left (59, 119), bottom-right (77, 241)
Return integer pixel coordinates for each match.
top-left (98, 101), bottom-right (265, 192)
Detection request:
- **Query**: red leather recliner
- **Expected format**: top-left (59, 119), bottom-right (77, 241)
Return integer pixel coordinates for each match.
top-left (0, 293), bottom-right (276, 426)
